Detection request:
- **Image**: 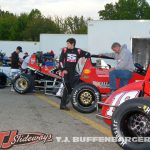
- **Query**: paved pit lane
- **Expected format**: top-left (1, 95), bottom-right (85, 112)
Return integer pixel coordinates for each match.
top-left (0, 88), bottom-right (121, 150)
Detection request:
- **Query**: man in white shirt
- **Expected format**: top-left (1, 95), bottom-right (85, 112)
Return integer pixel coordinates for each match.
top-left (21, 56), bottom-right (31, 70)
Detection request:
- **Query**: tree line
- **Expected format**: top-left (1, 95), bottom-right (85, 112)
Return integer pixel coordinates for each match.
top-left (0, 9), bottom-right (90, 41)
top-left (0, 0), bottom-right (150, 41)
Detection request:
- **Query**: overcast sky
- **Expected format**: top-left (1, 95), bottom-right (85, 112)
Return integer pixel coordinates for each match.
top-left (0, 0), bottom-right (150, 19)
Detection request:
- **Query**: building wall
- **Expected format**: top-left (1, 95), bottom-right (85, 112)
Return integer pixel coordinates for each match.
top-left (40, 34), bottom-right (88, 57)
top-left (0, 41), bottom-right (39, 57)
top-left (0, 34), bottom-right (87, 58)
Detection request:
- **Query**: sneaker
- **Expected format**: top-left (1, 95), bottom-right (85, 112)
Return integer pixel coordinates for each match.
top-left (60, 106), bottom-right (70, 111)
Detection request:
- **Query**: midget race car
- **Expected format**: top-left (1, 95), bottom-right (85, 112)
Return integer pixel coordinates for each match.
top-left (13, 52), bottom-right (145, 114)
top-left (97, 65), bottom-right (150, 150)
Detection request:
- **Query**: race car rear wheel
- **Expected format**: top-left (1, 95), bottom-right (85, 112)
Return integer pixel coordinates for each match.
top-left (71, 83), bottom-right (100, 113)
top-left (13, 73), bottom-right (34, 94)
top-left (111, 98), bottom-right (150, 150)
top-left (0, 72), bottom-right (7, 89)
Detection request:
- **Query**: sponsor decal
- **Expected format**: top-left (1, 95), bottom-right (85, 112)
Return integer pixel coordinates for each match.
top-left (112, 120), bottom-right (127, 147)
top-left (93, 81), bottom-right (109, 88)
top-left (83, 69), bottom-right (91, 74)
top-left (143, 105), bottom-right (150, 114)
top-left (81, 75), bottom-right (89, 79)
top-left (67, 54), bottom-right (77, 62)
top-left (73, 90), bottom-right (78, 106)
top-left (96, 69), bottom-right (109, 75)
top-left (0, 130), bottom-right (53, 149)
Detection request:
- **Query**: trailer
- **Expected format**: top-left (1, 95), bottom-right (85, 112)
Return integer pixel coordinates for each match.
top-left (88, 20), bottom-right (150, 68)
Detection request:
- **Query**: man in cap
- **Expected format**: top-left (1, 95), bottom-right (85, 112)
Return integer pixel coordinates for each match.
top-left (10, 46), bottom-right (22, 79)
top-left (11, 46), bottom-right (22, 70)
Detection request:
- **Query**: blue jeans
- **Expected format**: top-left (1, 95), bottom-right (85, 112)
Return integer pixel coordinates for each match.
top-left (109, 70), bottom-right (132, 91)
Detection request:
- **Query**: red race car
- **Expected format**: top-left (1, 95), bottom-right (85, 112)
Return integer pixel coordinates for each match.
top-left (70, 55), bottom-right (145, 113)
top-left (97, 65), bottom-right (150, 150)
top-left (13, 51), bottom-right (62, 94)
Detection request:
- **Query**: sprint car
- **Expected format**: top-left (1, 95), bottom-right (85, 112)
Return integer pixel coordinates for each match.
top-left (13, 51), bottom-right (62, 94)
top-left (70, 55), bottom-right (145, 113)
top-left (96, 65), bottom-right (150, 150)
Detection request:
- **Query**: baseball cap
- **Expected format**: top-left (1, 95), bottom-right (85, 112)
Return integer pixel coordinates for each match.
top-left (17, 46), bottom-right (22, 52)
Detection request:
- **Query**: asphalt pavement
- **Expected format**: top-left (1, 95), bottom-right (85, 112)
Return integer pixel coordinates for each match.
top-left (0, 88), bottom-right (122, 150)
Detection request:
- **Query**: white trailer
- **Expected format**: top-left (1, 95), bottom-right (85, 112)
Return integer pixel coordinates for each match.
top-left (88, 20), bottom-right (150, 67)
top-left (40, 34), bottom-right (88, 57)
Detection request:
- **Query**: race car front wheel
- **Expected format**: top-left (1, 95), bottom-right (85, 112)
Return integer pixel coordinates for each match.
top-left (13, 73), bottom-right (34, 94)
top-left (111, 98), bottom-right (150, 150)
top-left (71, 83), bottom-right (101, 113)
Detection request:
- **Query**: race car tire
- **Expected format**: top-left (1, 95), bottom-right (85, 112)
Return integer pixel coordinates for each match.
top-left (13, 73), bottom-right (34, 94)
top-left (71, 83), bottom-right (101, 113)
top-left (0, 72), bottom-right (7, 89)
top-left (111, 98), bottom-right (150, 150)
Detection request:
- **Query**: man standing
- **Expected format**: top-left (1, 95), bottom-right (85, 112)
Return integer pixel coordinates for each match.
top-left (21, 55), bottom-right (31, 71)
top-left (100, 42), bottom-right (134, 93)
top-left (59, 38), bottom-right (90, 110)
top-left (11, 46), bottom-right (22, 77)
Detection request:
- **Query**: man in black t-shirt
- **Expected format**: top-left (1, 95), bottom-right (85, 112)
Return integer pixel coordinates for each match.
top-left (59, 38), bottom-right (90, 110)
top-left (11, 46), bottom-right (22, 69)
top-left (10, 46), bottom-right (22, 79)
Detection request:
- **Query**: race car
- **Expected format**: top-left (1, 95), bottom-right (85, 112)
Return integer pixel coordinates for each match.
top-left (70, 55), bottom-right (145, 113)
top-left (13, 51), bottom-right (62, 94)
top-left (96, 65), bottom-right (150, 150)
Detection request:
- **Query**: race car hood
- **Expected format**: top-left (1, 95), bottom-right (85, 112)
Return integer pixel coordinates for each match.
top-left (101, 81), bottom-right (143, 125)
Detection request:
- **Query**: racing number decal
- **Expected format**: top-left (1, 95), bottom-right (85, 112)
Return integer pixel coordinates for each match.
top-left (107, 93), bottom-right (123, 117)
top-left (107, 91), bottom-right (140, 117)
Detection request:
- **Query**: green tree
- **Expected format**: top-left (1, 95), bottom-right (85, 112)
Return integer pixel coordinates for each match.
top-left (23, 10), bottom-right (61, 41)
top-left (99, 0), bottom-right (150, 20)
top-left (0, 8), bottom-right (89, 41)
top-left (63, 16), bottom-right (89, 34)
top-left (54, 16), bottom-right (90, 34)
top-left (0, 10), bottom-right (18, 40)
top-left (16, 13), bottom-right (29, 40)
